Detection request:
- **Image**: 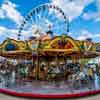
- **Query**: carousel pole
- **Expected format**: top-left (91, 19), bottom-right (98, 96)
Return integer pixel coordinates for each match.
top-left (80, 56), bottom-right (84, 72)
top-left (97, 57), bottom-right (100, 75)
top-left (72, 55), bottom-right (76, 64)
top-left (35, 38), bottom-right (40, 80)
top-left (64, 55), bottom-right (67, 79)
top-left (46, 57), bottom-right (50, 80)
top-left (30, 36), bottom-right (39, 80)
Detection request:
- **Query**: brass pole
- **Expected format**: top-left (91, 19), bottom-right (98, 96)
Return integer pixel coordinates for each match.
top-left (35, 39), bottom-right (40, 80)
top-left (46, 57), bottom-right (49, 80)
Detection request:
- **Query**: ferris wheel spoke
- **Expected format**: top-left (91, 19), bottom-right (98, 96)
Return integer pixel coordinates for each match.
top-left (34, 11), bottom-right (38, 25)
top-left (30, 15), bottom-right (35, 25)
top-left (44, 13), bottom-right (62, 30)
top-left (46, 8), bottom-right (60, 24)
top-left (39, 21), bottom-right (49, 32)
top-left (18, 4), bottom-right (68, 39)
top-left (36, 8), bottom-right (48, 30)
top-left (38, 7), bottom-right (44, 19)
top-left (42, 7), bottom-right (49, 19)
top-left (53, 21), bottom-right (66, 29)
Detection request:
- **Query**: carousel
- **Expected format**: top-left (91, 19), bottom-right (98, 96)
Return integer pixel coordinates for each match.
top-left (0, 3), bottom-right (100, 99)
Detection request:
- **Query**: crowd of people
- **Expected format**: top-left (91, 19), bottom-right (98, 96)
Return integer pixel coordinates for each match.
top-left (0, 58), bottom-right (100, 89)
top-left (0, 59), bottom-right (34, 87)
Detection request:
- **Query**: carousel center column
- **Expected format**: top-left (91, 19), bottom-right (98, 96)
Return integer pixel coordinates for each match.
top-left (31, 37), bottom-right (40, 80)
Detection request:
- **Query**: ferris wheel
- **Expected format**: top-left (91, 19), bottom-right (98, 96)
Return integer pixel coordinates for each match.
top-left (18, 3), bottom-right (69, 40)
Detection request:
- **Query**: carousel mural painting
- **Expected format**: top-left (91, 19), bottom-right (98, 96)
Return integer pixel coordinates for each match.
top-left (0, 0), bottom-right (100, 98)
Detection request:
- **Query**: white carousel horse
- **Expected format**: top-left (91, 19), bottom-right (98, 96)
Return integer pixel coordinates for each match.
top-left (0, 74), bottom-right (6, 88)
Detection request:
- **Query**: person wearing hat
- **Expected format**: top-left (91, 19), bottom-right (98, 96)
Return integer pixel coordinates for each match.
top-left (48, 62), bottom-right (56, 80)
top-left (39, 63), bottom-right (47, 80)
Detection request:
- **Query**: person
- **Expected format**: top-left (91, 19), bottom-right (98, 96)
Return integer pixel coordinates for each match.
top-left (65, 70), bottom-right (72, 80)
top-left (79, 71), bottom-right (85, 80)
top-left (19, 65), bottom-right (27, 80)
top-left (0, 65), bottom-right (6, 75)
top-left (0, 65), bottom-right (6, 88)
top-left (28, 64), bottom-right (35, 80)
top-left (0, 74), bottom-right (5, 88)
top-left (5, 64), bottom-right (11, 87)
top-left (59, 63), bottom-right (65, 73)
top-left (16, 64), bottom-right (24, 81)
top-left (40, 64), bottom-right (46, 80)
top-left (88, 68), bottom-right (94, 80)
top-left (11, 69), bottom-right (16, 84)
top-left (73, 74), bottom-right (81, 89)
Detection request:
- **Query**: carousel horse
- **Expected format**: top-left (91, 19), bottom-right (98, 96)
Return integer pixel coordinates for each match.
top-left (0, 69), bottom-right (6, 88)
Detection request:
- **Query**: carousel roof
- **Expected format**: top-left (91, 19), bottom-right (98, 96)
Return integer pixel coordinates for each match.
top-left (0, 35), bottom-right (100, 59)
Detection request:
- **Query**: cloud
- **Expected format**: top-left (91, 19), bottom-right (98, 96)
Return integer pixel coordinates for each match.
top-left (0, 26), bottom-right (6, 35)
top-left (0, 9), bottom-right (5, 18)
top-left (77, 29), bottom-right (100, 40)
top-left (0, 26), bottom-right (18, 39)
top-left (0, 25), bottom-right (41, 41)
top-left (96, 0), bottom-right (100, 10)
top-left (50, 0), bottom-right (93, 21)
top-left (82, 11), bottom-right (100, 22)
top-left (0, 1), bottom-right (28, 41)
top-left (82, 0), bottom-right (100, 22)
top-left (0, 0), bottom-right (24, 25)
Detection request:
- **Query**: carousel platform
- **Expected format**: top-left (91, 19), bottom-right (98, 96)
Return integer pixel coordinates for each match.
top-left (0, 74), bottom-right (100, 98)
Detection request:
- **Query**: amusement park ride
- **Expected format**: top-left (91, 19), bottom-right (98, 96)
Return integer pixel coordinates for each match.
top-left (0, 3), bottom-right (100, 98)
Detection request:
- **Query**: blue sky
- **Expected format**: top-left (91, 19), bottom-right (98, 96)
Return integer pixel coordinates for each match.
top-left (0, 0), bottom-right (100, 43)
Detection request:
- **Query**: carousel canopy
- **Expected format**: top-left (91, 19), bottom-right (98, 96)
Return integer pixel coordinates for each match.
top-left (0, 36), bottom-right (100, 59)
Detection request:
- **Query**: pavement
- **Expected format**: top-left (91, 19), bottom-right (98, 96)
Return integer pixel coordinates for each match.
top-left (0, 93), bottom-right (100, 100)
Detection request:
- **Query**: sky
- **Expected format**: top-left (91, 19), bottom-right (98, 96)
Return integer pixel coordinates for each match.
top-left (0, 0), bottom-right (100, 43)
